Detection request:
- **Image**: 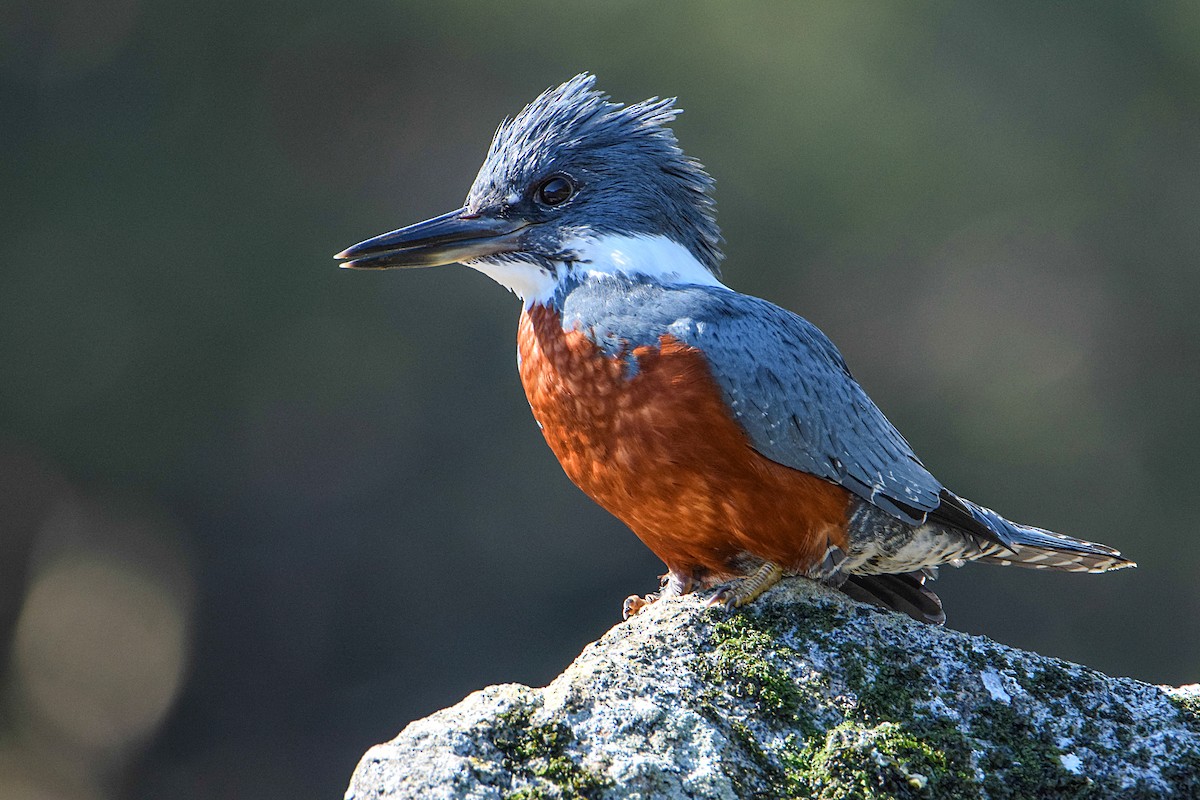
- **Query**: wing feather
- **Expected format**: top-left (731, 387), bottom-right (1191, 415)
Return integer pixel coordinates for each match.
top-left (561, 279), bottom-right (944, 524)
top-left (681, 292), bottom-right (942, 523)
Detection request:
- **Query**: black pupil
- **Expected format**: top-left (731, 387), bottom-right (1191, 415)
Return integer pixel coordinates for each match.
top-left (538, 176), bottom-right (572, 205)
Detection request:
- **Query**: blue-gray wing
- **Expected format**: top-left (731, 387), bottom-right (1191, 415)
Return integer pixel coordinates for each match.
top-left (560, 279), bottom-right (944, 524)
top-left (674, 294), bottom-right (942, 522)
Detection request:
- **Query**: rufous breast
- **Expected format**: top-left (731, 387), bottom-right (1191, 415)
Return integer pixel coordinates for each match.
top-left (516, 304), bottom-right (851, 580)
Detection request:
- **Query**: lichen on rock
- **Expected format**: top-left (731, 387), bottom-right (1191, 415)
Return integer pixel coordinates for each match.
top-left (344, 580), bottom-right (1200, 799)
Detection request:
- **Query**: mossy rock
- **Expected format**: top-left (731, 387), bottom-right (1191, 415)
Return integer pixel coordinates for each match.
top-left (346, 580), bottom-right (1200, 799)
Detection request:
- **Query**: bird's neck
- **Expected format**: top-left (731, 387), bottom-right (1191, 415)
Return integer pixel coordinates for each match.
top-left (467, 233), bottom-right (728, 309)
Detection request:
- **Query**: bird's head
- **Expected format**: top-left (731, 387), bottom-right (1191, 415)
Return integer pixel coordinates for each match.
top-left (336, 74), bottom-right (724, 305)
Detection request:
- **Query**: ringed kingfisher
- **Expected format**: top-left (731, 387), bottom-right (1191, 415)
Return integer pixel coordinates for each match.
top-left (336, 74), bottom-right (1133, 624)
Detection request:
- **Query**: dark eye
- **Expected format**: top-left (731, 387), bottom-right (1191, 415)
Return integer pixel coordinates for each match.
top-left (536, 175), bottom-right (574, 206)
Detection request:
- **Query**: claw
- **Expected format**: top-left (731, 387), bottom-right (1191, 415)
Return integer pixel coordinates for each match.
top-left (706, 587), bottom-right (739, 612)
top-left (621, 570), bottom-right (698, 619)
top-left (622, 593), bottom-right (658, 620)
top-left (706, 562), bottom-right (785, 611)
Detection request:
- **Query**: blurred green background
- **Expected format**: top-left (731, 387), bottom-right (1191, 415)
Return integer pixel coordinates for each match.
top-left (3, 1), bottom-right (1199, 797)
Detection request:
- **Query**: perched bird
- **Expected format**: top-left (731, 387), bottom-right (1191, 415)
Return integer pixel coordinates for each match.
top-left (336, 74), bottom-right (1133, 624)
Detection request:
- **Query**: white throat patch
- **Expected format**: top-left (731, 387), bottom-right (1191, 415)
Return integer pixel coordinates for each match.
top-left (465, 234), bottom-right (727, 307)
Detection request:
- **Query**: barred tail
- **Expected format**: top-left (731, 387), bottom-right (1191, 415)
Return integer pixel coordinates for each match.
top-left (972, 527), bottom-right (1135, 572)
top-left (943, 493), bottom-right (1136, 573)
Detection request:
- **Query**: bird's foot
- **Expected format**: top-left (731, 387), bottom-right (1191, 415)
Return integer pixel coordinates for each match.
top-left (707, 562), bottom-right (785, 611)
top-left (622, 593), bottom-right (656, 619)
top-left (623, 571), bottom-right (695, 619)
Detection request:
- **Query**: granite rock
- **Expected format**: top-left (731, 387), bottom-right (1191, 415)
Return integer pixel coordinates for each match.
top-left (345, 579), bottom-right (1200, 799)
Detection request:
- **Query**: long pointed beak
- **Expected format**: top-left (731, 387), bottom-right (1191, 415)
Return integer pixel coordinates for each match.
top-left (334, 207), bottom-right (530, 269)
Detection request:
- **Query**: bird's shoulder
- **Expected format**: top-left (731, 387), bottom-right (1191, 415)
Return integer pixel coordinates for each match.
top-left (557, 275), bottom-right (847, 370)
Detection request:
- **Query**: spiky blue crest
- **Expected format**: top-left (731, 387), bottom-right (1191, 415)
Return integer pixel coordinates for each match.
top-left (466, 73), bottom-right (724, 275)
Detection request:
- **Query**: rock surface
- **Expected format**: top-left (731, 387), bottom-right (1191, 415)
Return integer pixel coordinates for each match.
top-left (346, 580), bottom-right (1200, 799)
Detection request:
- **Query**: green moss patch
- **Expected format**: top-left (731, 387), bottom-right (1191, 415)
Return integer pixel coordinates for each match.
top-left (843, 645), bottom-right (931, 722)
top-left (1168, 691), bottom-right (1200, 732)
top-left (489, 706), bottom-right (612, 800)
top-left (683, 592), bottom-right (1198, 798)
top-left (970, 702), bottom-right (1093, 799)
top-left (781, 720), bottom-right (978, 800)
top-left (691, 600), bottom-right (981, 797)
top-left (694, 613), bottom-right (815, 729)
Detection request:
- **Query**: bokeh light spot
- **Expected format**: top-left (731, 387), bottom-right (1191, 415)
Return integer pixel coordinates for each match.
top-left (12, 553), bottom-right (188, 755)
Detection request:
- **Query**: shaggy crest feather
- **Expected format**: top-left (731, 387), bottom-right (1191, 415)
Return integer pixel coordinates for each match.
top-left (466, 73), bottom-right (723, 275)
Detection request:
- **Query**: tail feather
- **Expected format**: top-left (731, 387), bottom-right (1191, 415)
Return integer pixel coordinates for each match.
top-left (840, 571), bottom-right (946, 625)
top-left (973, 532), bottom-right (1135, 573)
top-left (942, 492), bottom-right (1135, 573)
